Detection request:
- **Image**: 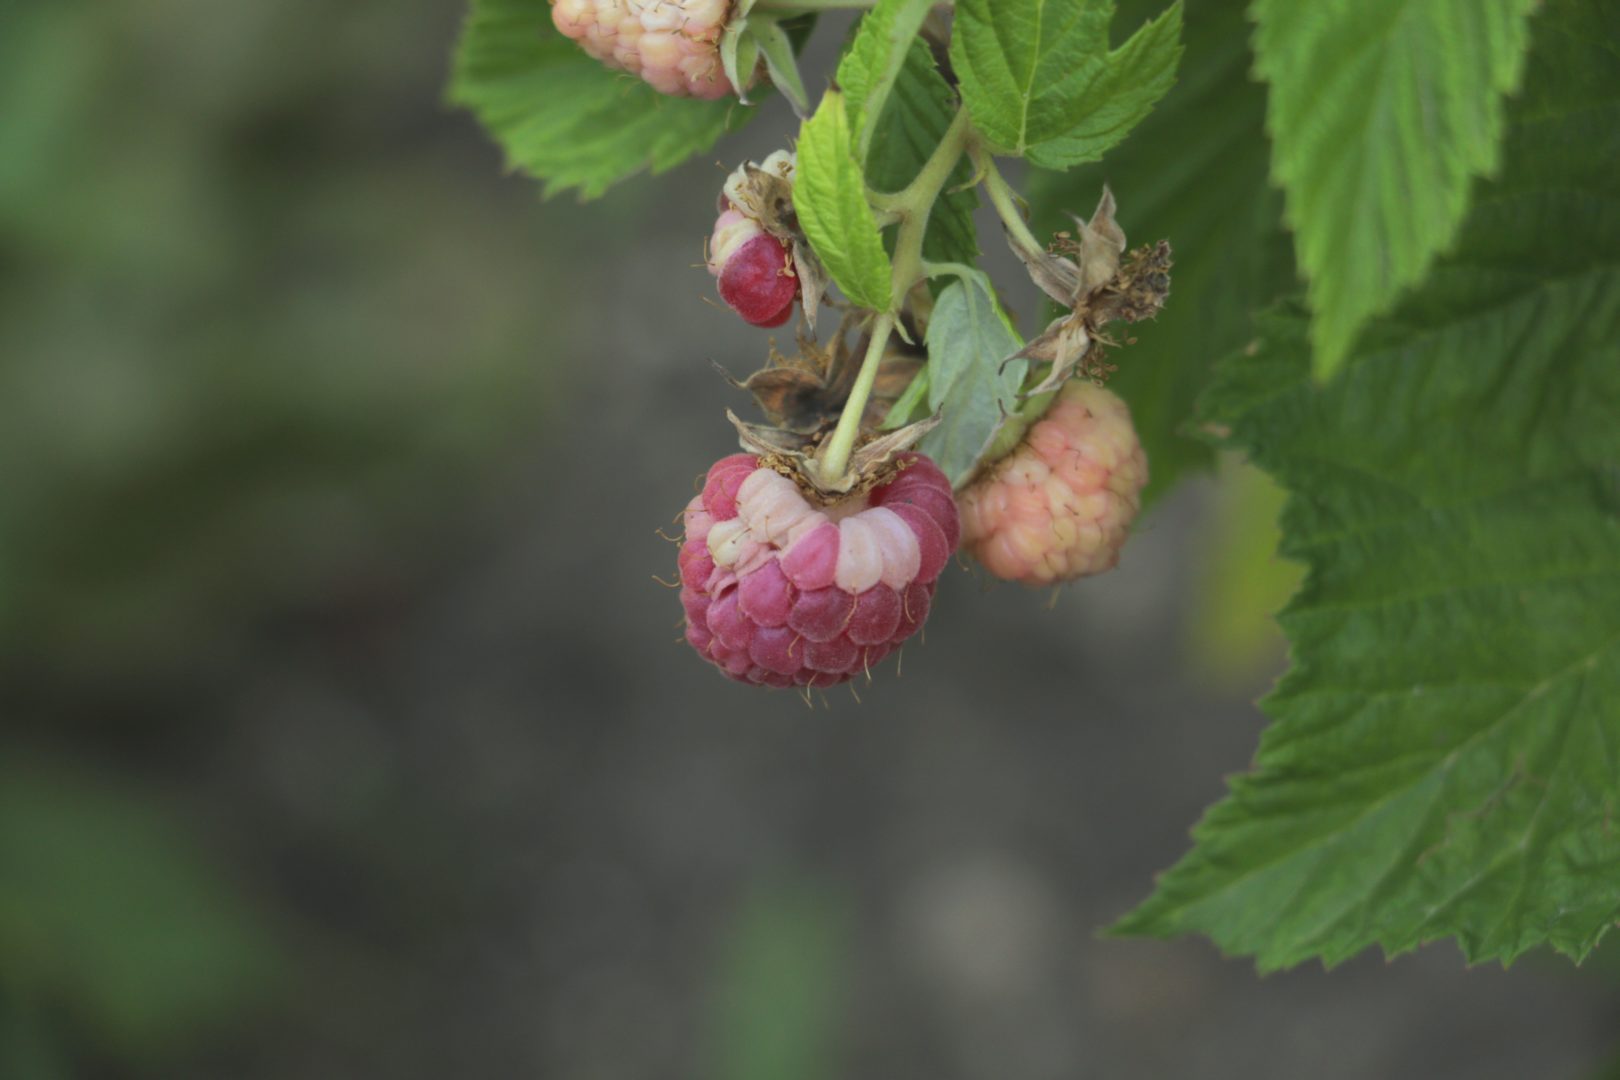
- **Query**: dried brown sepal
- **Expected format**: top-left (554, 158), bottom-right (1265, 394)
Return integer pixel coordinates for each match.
top-left (727, 408), bottom-right (817, 457)
top-left (1059, 186), bottom-right (1127, 297)
top-left (791, 239), bottom-right (829, 334)
top-left (1010, 232), bottom-right (1081, 308)
top-left (1012, 316), bottom-right (1091, 397)
top-left (722, 158), bottom-right (797, 238)
top-left (732, 326), bottom-right (845, 435)
top-left (802, 416), bottom-right (942, 498)
top-left (1006, 188), bottom-right (1172, 396)
top-left (1091, 239), bottom-right (1172, 326)
top-left (726, 312), bottom-right (925, 440)
top-left (728, 411), bottom-right (942, 503)
top-left (844, 414), bottom-right (940, 485)
top-left (1008, 186), bottom-right (1121, 305)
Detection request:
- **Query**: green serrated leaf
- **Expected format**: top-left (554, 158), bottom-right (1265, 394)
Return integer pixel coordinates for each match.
top-left (1116, 0), bottom-right (1620, 970)
top-left (916, 275), bottom-right (1026, 486)
top-left (449, 0), bottom-right (749, 199)
top-left (836, 0), bottom-right (935, 160)
top-left (1253, 0), bottom-right (1539, 377)
top-left (1025, 1), bottom-right (1183, 169)
top-left (950, 0), bottom-right (1183, 168)
top-left (864, 41), bottom-right (979, 276)
top-left (794, 91), bottom-right (893, 311)
top-left (1028, 0), bottom-right (1294, 507)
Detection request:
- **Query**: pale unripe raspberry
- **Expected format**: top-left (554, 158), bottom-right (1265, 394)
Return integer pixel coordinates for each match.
top-left (678, 453), bottom-right (960, 688)
top-left (550, 0), bottom-right (736, 100)
top-left (958, 382), bottom-right (1148, 585)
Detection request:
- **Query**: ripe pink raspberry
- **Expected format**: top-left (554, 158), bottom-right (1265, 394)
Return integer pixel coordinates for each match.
top-left (677, 453), bottom-right (960, 688)
top-left (550, 0), bottom-right (737, 100)
top-left (708, 209), bottom-right (798, 327)
top-left (958, 381), bottom-right (1148, 586)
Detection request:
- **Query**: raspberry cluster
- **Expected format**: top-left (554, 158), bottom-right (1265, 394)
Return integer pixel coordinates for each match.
top-left (550, 0), bottom-right (736, 99)
top-left (958, 382), bottom-right (1148, 585)
top-left (678, 453), bottom-right (960, 687)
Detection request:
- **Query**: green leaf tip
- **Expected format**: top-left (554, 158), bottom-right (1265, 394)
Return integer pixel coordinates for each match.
top-left (951, 0), bottom-right (1184, 168)
top-left (1252, 0), bottom-right (1541, 379)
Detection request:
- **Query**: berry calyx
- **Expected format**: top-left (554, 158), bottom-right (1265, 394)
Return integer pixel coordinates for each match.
top-left (678, 452), bottom-right (960, 688)
top-left (957, 381), bottom-right (1148, 586)
top-left (550, 0), bottom-right (739, 100)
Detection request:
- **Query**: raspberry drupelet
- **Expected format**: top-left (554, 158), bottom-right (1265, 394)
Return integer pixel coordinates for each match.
top-left (550, 0), bottom-right (737, 99)
top-left (678, 453), bottom-right (960, 688)
top-left (958, 381), bottom-right (1148, 586)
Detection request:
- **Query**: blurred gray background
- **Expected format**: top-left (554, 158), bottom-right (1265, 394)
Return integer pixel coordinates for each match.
top-left (1, 1), bottom-right (1617, 1078)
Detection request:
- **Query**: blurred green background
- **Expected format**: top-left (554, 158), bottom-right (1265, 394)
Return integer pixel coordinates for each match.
top-left (1, 2), bottom-right (1616, 1078)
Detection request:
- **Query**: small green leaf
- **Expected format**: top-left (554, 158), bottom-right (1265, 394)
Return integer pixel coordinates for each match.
top-left (752, 20), bottom-right (810, 117)
top-left (864, 41), bottom-right (979, 276)
top-left (449, 0), bottom-right (750, 199)
top-left (1027, 0), bottom-right (1294, 507)
top-left (916, 274), bottom-right (1025, 486)
top-left (835, 0), bottom-right (936, 160)
top-left (722, 4), bottom-right (763, 107)
top-left (1117, 0), bottom-right (1620, 969)
top-left (951, 0), bottom-right (1183, 168)
top-left (1253, 0), bottom-right (1539, 377)
top-left (794, 91), bottom-right (893, 312)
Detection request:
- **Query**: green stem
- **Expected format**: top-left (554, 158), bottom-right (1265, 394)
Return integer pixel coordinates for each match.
top-left (920, 259), bottom-right (979, 285)
top-left (971, 144), bottom-right (1044, 258)
top-left (822, 311), bottom-right (894, 467)
top-left (816, 108), bottom-right (974, 487)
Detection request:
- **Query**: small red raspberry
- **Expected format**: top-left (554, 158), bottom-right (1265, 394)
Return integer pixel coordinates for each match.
top-left (707, 151), bottom-right (802, 327)
top-left (550, 0), bottom-right (738, 100)
top-left (709, 215), bottom-right (798, 327)
top-left (958, 382), bottom-right (1148, 585)
top-left (677, 453), bottom-right (960, 688)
